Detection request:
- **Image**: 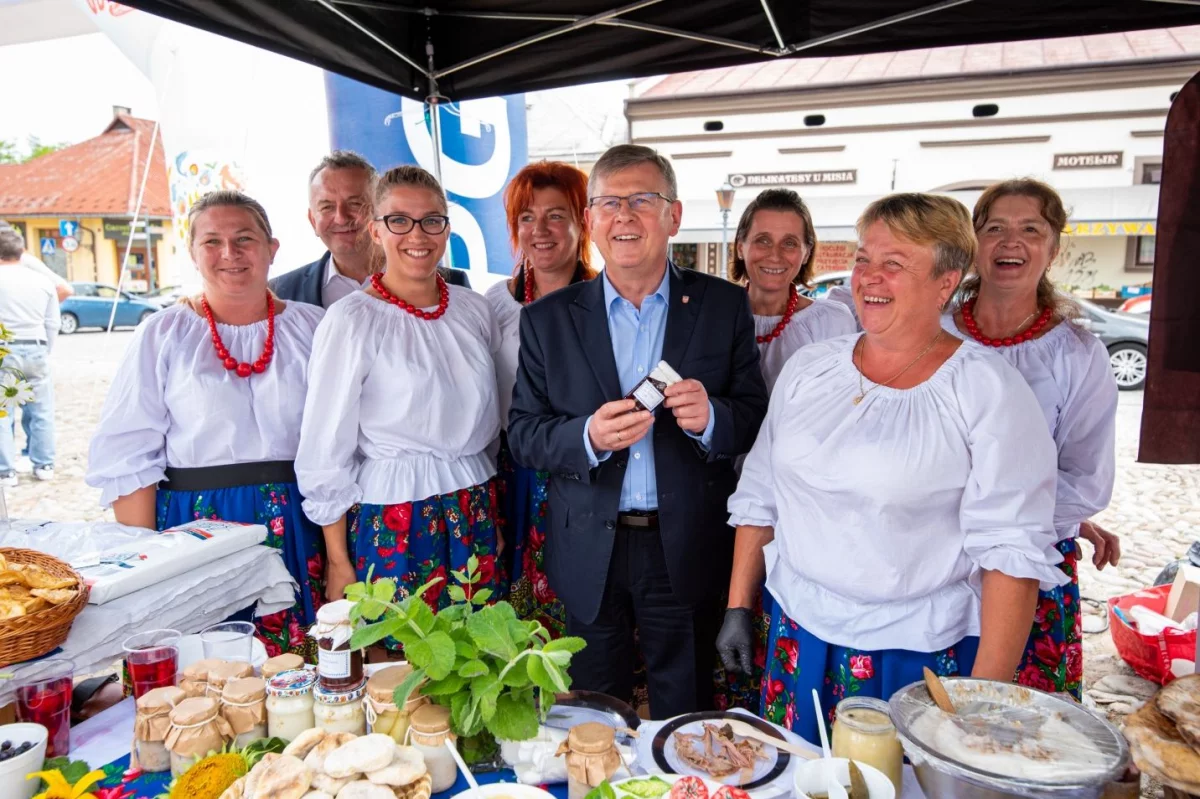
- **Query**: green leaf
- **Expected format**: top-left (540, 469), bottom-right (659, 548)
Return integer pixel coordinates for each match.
top-left (584, 782), bottom-right (618, 799)
top-left (527, 654), bottom-right (567, 695)
top-left (487, 692), bottom-right (540, 741)
top-left (466, 606), bottom-right (519, 661)
top-left (406, 638), bottom-right (435, 671)
top-left (393, 668), bottom-right (426, 707)
top-left (471, 673), bottom-right (502, 721)
top-left (458, 659), bottom-right (490, 678)
top-left (38, 758), bottom-right (93, 792)
top-left (409, 599), bottom-right (438, 635)
top-left (467, 554), bottom-right (480, 578)
top-left (372, 577), bottom-right (398, 603)
top-left (471, 588), bottom-right (493, 605)
top-left (508, 619), bottom-right (532, 646)
top-left (421, 673), bottom-right (467, 696)
top-left (544, 650), bottom-right (572, 667)
top-left (451, 692), bottom-right (483, 737)
top-left (453, 635), bottom-right (478, 660)
top-left (421, 630), bottom-right (458, 681)
top-left (543, 636), bottom-right (587, 655)
top-left (448, 585), bottom-right (467, 603)
top-left (349, 615), bottom-right (408, 650)
top-left (452, 569), bottom-right (469, 583)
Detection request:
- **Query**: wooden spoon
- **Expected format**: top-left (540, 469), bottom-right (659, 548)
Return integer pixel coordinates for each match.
top-left (923, 667), bottom-right (957, 713)
top-left (722, 717), bottom-right (818, 760)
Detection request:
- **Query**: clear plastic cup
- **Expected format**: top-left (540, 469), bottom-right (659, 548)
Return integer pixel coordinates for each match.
top-left (200, 621), bottom-right (256, 662)
top-left (123, 628), bottom-right (181, 699)
top-left (15, 658), bottom-right (74, 757)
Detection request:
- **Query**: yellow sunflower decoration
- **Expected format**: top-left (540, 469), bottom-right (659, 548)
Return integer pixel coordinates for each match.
top-left (27, 769), bottom-right (106, 799)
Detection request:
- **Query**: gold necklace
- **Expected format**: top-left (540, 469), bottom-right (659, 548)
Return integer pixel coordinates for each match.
top-left (853, 332), bottom-right (944, 406)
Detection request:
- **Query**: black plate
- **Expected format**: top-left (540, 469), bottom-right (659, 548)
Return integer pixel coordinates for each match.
top-left (547, 690), bottom-right (642, 736)
top-left (652, 711), bottom-right (791, 791)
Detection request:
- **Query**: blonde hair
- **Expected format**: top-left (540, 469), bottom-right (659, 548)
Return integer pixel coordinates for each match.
top-left (187, 191), bottom-right (273, 248)
top-left (957, 178), bottom-right (1075, 317)
top-left (731, 188), bottom-right (818, 286)
top-left (366, 165), bottom-right (449, 275)
top-left (857, 193), bottom-right (976, 278)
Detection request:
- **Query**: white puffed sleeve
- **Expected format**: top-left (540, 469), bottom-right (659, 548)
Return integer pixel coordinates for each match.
top-left (295, 305), bottom-right (374, 525)
top-left (85, 317), bottom-right (171, 507)
top-left (1053, 333), bottom-right (1118, 531)
top-left (958, 356), bottom-right (1067, 590)
top-left (825, 284), bottom-right (860, 329)
top-left (727, 356), bottom-right (796, 528)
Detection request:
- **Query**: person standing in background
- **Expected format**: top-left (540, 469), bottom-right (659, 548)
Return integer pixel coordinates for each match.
top-left (270, 151), bottom-right (470, 306)
top-left (0, 228), bottom-right (61, 485)
top-left (0, 220), bottom-right (74, 303)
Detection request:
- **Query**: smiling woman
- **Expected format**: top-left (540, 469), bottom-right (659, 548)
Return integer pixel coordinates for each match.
top-left (86, 189), bottom-right (329, 658)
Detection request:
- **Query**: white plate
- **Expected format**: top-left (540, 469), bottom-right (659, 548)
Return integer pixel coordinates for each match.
top-left (793, 758), bottom-right (895, 799)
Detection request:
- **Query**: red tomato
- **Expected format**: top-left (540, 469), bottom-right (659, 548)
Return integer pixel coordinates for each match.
top-left (670, 776), bottom-right (710, 799)
top-left (713, 787), bottom-right (751, 799)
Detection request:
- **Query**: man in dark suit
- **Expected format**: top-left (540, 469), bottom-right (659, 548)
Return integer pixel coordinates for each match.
top-left (270, 151), bottom-right (470, 306)
top-left (508, 145), bottom-right (768, 719)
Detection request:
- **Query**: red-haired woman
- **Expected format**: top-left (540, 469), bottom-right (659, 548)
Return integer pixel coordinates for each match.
top-left (487, 160), bottom-right (597, 635)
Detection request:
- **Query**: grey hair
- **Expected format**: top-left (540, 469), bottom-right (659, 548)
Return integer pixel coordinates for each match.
top-left (0, 229), bottom-right (25, 261)
top-left (588, 144), bottom-right (678, 200)
top-left (309, 150), bottom-right (377, 185)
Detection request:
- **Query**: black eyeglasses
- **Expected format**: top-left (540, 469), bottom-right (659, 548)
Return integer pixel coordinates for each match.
top-left (587, 192), bottom-right (675, 216)
top-left (374, 214), bottom-right (450, 235)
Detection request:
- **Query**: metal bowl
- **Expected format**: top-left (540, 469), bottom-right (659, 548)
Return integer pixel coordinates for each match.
top-left (889, 678), bottom-right (1129, 799)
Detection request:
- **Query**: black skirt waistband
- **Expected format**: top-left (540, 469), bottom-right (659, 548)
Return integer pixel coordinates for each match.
top-left (162, 460), bottom-right (297, 492)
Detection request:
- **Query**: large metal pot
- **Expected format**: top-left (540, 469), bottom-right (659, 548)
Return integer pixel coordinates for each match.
top-left (889, 678), bottom-right (1129, 799)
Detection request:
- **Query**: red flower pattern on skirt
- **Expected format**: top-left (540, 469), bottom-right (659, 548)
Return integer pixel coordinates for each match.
top-left (849, 654), bottom-right (875, 680)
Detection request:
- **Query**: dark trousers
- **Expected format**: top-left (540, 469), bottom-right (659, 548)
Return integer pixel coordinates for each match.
top-left (566, 524), bottom-right (719, 720)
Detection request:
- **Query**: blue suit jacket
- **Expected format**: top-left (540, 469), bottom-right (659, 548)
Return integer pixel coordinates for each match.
top-left (269, 252), bottom-right (471, 306)
top-left (508, 264), bottom-right (769, 623)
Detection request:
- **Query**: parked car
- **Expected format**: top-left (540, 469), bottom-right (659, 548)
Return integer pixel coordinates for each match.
top-left (1119, 293), bottom-right (1152, 314)
top-left (1073, 297), bottom-right (1150, 391)
top-left (136, 284), bottom-right (189, 309)
top-left (800, 270), bottom-right (851, 298)
top-left (59, 283), bottom-right (160, 334)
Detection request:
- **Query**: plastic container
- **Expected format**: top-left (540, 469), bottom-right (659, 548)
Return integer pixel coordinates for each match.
top-left (123, 628), bottom-right (181, 699)
top-left (0, 723), bottom-right (49, 799)
top-left (832, 696), bottom-right (903, 795)
top-left (266, 669), bottom-right (317, 742)
top-left (313, 679), bottom-right (367, 735)
top-left (14, 658), bottom-right (73, 758)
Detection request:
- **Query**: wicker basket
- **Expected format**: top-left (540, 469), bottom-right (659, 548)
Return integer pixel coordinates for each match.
top-left (0, 547), bottom-right (89, 667)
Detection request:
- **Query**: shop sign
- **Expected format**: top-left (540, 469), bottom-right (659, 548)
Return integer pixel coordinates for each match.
top-left (728, 170), bottom-right (857, 188)
top-left (1053, 152), bottom-right (1123, 169)
top-left (811, 241), bottom-right (856, 275)
top-left (1065, 221), bottom-right (1155, 236)
top-left (102, 218), bottom-right (162, 239)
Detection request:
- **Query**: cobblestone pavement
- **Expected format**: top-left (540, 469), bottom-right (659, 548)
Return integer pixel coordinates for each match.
top-left (6, 333), bottom-right (1200, 709)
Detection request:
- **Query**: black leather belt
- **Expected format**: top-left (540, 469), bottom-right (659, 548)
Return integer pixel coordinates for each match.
top-left (617, 510), bottom-right (659, 529)
top-left (9, 339), bottom-right (45, 346)
top-left (162, 460), bottom-right (296, 491)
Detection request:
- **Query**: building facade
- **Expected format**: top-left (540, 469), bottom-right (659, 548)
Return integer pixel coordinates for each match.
top-left (627, 27), bottom-right (1200, 301)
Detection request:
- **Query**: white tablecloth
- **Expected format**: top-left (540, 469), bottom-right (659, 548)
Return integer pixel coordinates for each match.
top-left (1, 544), bottom-right (296, 703)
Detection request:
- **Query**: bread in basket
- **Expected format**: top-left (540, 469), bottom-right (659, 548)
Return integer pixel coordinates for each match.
top-left (0, 547), bottom-right (88, 667)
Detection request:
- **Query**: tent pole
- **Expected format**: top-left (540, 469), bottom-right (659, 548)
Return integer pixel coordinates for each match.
top-left (758, 0), bottom-right (787, 51)
top-left (426, 38), bottom-right (453, 269)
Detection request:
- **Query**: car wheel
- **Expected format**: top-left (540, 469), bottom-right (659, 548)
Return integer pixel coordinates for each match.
top-left (1109, 343), bottom-right (1147, 391)
top-left (60, 313), bottom-right (79, 335)
top-left (139, 310), bottom-right (155, 324)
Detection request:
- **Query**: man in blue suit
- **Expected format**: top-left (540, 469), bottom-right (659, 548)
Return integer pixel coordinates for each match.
top-left (270, 151), bottom-right (470, 306)
top-left (508, 145), bottom-right (768, 718)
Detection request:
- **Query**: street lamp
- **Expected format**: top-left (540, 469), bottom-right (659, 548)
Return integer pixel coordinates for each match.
top-left (716, 186), bottom-right (736, 281)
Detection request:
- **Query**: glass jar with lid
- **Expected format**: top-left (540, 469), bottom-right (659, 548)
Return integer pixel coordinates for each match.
top-left (133, 685), bottom-right (186, 773)
top-left (313, 679), bottom-right (367, 736)
top-left (221, 676), bottom-right (268, 748)
top-left (261, 653), bottom-right (305, 681)
top-left (558, 722), bottom-right (621, 799)
top-left (365, 664), bottom-right (428, 743)
top-left (409, 703), bottom-right (457, 793)
top-left (205, 661), bottom-right (253, 698)
top-left (265, 669), bottom-right (317, 742)
top-left (309, 600), bottom-right (364, 691)
top-left (831, 696), bottom-right (904, 794)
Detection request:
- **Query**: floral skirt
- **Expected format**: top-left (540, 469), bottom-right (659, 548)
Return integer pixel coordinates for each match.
top-left (712, 589), bottom-right (772, 714)
top-left (350, 478), bottom-right (504, 651)
top-left (496, 438), bottom-right (566, 637)
top-left (156, 480), bottom-right (325, 659)
top-left (761, 600), bottom-right (979, 744)
top-left (1015, 538), bottom-right (1083, 698)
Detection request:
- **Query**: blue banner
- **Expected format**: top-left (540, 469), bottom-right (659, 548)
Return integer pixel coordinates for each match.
top-left (324, 74), bottom-right (528, 281)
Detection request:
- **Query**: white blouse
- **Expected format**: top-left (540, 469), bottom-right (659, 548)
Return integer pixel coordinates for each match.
top-left (825, 284), bottom-right (860, 327)
top-left (485, 280), bottom-right (521, 430)
top-left (942, 316), bottom-right (1118, 543)
top-left (729, 335), bottom-right (1065, 652)
top-left (86, 301), bottom-right (325, 507)
top-left (296, 287), bottom-right (502, 525)
top-left (755, 298), bottom-right (858, 393)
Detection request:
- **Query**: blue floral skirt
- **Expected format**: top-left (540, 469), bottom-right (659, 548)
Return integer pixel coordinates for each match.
top-left (1015, 538), bottom-right (1082, 698)
top-left (349, 478), bottom-right (504, 651)
top-left (496, 438), bottom-right (566, 637)
top-left (760, 600), bottom-right (979, 744)
top-left (156, 481), bottom-right (325, 658)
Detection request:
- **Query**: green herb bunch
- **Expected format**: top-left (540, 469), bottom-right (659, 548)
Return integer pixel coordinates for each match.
top-left (345, 556), bottom-right (586, 741)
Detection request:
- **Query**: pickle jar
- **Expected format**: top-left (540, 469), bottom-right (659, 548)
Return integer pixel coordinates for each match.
top-left (365, 664), bottom-right (428, 743)
top-left (265, 669), bottom-right (317, 742)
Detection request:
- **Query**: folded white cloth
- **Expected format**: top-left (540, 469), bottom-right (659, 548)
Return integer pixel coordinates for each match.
top-left (501, 726), bottom-right (634, 785)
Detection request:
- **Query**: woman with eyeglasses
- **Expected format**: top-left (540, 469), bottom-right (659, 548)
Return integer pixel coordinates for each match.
top-left (296, 165), bottom-right (504, 631)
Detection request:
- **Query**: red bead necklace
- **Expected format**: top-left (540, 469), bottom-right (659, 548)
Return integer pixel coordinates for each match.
top-left (961, 298), bottom-right (1053, 347)
top-left (201, 292), bottom-right (275, 378)
top-left (756, 285), bottom-right (800, 345)
top-left (371, 273), bottom-right (449, 320)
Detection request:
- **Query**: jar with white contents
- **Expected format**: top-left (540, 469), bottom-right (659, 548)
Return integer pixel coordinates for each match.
top-left (409, 703), bottom-right (457, 793)
top-left (832, 696), bottom-right (904, 794)
top-left (313, 679), bottom-right (367, 736)
top-left (265, 669), bottom-right (317, 742)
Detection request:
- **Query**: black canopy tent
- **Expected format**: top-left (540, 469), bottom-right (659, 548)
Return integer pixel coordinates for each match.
top-left (114, 0), bottom-right (1200, 463)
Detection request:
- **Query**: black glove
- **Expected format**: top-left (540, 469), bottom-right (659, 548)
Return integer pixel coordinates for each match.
top-left (716, 607), bottom-right (754, 675)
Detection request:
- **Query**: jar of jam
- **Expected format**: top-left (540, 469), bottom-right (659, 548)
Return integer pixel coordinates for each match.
top-left (625, 360), bottom-right (683, 412)
top-left (310, 599), bottom-right (363, 691)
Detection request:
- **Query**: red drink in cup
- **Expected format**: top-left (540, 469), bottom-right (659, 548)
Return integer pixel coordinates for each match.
top-left (15, 658), bottom-right (74, 757)
top-left (122, 629), bottom-right (181, 699)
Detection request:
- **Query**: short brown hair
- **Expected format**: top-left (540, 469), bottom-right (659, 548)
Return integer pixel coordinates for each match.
top-left (187, 190), bottom-right (273, 248)
top-left (958, 178), bottom-right (1074, 317)
top-left (730, 189), bottom-right (818, 286)
top-left (857, 193), bottom-right (975, 278)
top-left (0, 229), bottom-right (24, 261)
top-left (373, 165), bottom-right (447, 212)
top-left (588, 144), bottom-right (677, 200)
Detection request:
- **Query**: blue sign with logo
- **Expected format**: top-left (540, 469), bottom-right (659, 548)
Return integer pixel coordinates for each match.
top-left (59, 220), bottom-right (79, 239)
top-left (40, 237), bottom-right (55, 256)
top-left (324, 73), bottom-right (528, 280)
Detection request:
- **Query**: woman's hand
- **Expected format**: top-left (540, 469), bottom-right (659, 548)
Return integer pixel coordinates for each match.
top-left (1079, 521), bottom-right (1120, 570)
top-left (325, 559), bottom-right (357, 602)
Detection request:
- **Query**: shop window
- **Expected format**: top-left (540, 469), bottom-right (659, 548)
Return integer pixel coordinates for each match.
top-left (1126, 235), bottom-right (1155, 271)
top-left (1134, 157), bottom-right (1162, 186)
top-left (1141, 163), bottom-right (1162, 185)
top-left (671, 243), bottom-right (698, 270)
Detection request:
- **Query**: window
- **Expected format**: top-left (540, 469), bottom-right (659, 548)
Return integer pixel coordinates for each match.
top-left (95, 286), bottom-right (118, 299)
top-left (1136, 236), bottom-right (1155, 267)
top-left (1134, 157), bottom-right (1162, 186)
top-left (73, 284), bottom-right (96, 297)
top-left (1141, 163), bottom-right (1162, 185)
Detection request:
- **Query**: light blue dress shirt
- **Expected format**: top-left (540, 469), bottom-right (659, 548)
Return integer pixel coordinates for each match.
top-left (582, 267), bottom-right (715, 511)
